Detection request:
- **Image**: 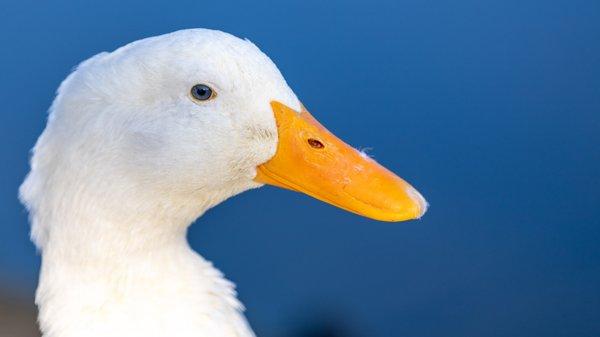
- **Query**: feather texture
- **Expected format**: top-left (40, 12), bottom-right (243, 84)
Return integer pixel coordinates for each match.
top-left (20, 29), bottom-right (301, 337)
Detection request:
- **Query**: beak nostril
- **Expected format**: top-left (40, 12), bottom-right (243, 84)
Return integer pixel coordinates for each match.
top-left (307, 138), bottom-right (325, 149)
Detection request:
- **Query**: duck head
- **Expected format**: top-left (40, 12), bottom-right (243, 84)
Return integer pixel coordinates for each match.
top-left (22, 29), bottom-right (427, 246)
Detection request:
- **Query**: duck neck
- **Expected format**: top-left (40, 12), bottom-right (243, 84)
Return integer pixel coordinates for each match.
top-left (35, 187), bottom-right (254, 337)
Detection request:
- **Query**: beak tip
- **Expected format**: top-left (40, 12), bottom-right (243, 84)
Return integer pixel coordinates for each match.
top-left (407, 186), bottom-right (428, 219)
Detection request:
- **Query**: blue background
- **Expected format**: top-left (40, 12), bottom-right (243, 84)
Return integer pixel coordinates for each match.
top-left (1, 0), bottom-right (599, 336)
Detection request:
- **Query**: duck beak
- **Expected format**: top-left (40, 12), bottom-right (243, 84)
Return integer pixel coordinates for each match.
top-left (254, 101), bottom-right (427, 222)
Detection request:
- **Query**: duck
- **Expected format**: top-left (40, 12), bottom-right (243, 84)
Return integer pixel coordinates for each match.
top-left (19, 29), bottom-right (428, 337)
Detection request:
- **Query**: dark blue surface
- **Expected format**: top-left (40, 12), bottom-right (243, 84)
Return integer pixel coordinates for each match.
top-left (1, 0), bottom-right (599, 336)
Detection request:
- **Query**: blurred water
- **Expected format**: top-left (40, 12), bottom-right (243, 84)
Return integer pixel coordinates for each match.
top-left (1, 0), bottom-right (599, 336)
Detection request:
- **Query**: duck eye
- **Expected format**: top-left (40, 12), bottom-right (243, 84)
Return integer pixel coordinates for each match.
top-left (190, 84), bottom-right (214, 101)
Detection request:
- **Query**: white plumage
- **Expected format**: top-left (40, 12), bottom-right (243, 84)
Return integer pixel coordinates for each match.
top-left (21, 29), bottom-right (298, 337)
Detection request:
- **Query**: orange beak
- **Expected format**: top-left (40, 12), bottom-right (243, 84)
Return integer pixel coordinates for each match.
top-left (254, 101), bottom-right (427, 222)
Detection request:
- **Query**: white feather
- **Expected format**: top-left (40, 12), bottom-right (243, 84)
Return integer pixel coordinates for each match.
top-left (20, 29), bottom-right (301, 337)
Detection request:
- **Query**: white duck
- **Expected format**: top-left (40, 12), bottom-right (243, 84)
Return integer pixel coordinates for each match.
top-left (20, 29), bottom-right (427, 337)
